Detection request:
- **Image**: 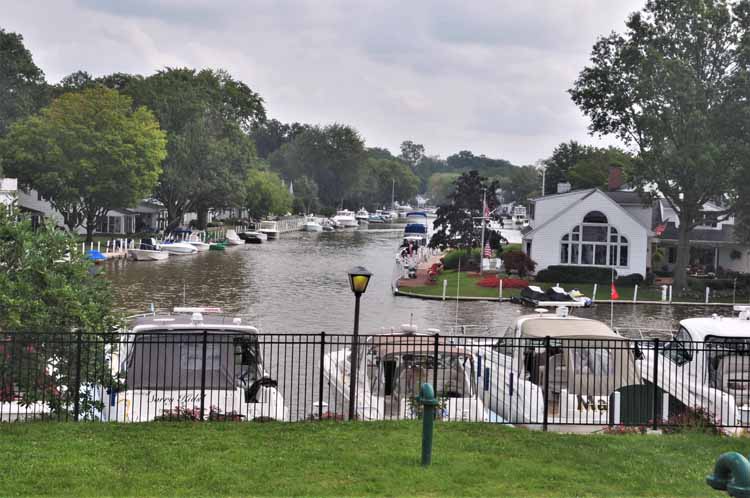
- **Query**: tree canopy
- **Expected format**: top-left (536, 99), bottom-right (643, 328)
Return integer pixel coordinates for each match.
top-left (1, 87), bottom-right (166, 241)
top-left (244, 169), bottom-right (292, 219)
top-left (0, 28), bottom-right (48, 140)
top-left (569, 0), bottom-right (750, 289)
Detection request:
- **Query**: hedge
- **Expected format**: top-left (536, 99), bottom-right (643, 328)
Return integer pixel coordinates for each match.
top-left (442, 248), bottom-right (481, 271)
top-left (535, 265), bottom-right (617, 284)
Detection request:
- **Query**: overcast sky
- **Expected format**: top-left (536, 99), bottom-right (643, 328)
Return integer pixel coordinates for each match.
top-left (4, 0), bottom-right (645, 165)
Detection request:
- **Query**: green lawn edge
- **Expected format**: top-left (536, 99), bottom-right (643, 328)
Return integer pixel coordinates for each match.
top-left (0, 421), bottom-right (737, 497)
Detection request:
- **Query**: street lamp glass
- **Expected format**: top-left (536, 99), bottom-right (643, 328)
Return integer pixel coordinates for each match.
top-left (348, 266), bottom-right (372, 294)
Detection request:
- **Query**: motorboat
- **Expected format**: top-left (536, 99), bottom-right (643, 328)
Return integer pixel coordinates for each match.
top-left (159, 237), bottom-right (198, 255)
top-left (302, 216), bottom-right (323, 232)
top-left (225, 229), bottom-right (245, 245)
top-left (639, 305), bottom-right (750, 431)
top-left (368, 214), bottom-right (386, 224)
top-left (323, 325), bottom-right (499, 421)
top-left (240, 231), bottom-right (267, 243)
top-left (511, 285), bottom-right (591, 308)
top-left (332, 209), bottom-right (357, 228)
top-left (405, 211), bottom-right (428, 227)
top-left (356, 208), bottom-right (369, 224)
top-left (321, 220), bottom-right (335, 232)
top-left (94, 307), bottom-right (289, 422)
top-left (129, 238), bottom-right (170, 261)
top-left (258, 221), bottom-right (279, 239)
top-left (478, 304), bottom-right (643, 430)
top-left (182, 230), bottom-right (210, 252)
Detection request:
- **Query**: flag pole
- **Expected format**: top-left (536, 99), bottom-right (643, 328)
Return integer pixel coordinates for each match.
top-left (479, 188), bottom-right (487, 275)
top-left (610, 268), bottom-right (615, 329)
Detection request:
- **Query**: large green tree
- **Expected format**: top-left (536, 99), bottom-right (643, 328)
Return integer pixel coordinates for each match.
top-left (541, 141), bottom-right (594, 195)
top-left (497, 165), bottom-right (540, 204)
top-left (570, 0), bottom-right (750, 290)
top-left (123, 68), bottom-right (266, 230)
top-left (1, 87), bottom-right (166, 241)
top-left (430, 171), bottom-right (500, 249)
top-left (567, 147), bottom-right (634, 190)
top-left (243, 169), bottom-right (292, 219)
top-left (0, 28), bottom-right (48, 140)
top-left (399, 140), bottom-right (425, 169)
top-left (269, 124), bottom-right (366, 208)
top-left (355, 157), bottom-right (420, 208)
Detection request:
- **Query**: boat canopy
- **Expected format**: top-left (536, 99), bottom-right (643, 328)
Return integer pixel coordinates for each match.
top-left (680, 316), bottom-right (750, 341)
top-left (404, 223), bottom-right (427, 234)
top-left (519, 317), bottom-right (623, 340)
top-left (370, 336), bottom-right (469, 358)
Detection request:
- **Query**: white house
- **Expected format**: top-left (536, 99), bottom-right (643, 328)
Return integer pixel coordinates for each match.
top-left (522, 166), bottom-right (652, 277)
top-left (0, 178), bottom-right (17, 207)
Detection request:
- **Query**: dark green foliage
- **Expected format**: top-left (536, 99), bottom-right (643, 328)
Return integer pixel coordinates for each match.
top-left (535, 265), bottom-right (618, 284)
top-left (441, 248), bottom-right (481, 271)
top-left (541, 141), bottom-right (593, 195)
top-left (500, 251), bottom-right (537, 277)
top-left (614, 273), bottom-right (644, 286)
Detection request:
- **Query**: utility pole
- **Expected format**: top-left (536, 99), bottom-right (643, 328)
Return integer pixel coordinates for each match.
top-left (479, 188), bottom-right (487, 275)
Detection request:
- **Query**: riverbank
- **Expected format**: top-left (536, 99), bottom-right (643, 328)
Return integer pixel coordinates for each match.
top-left (0, 421), bottom-right (733, 496)
top-left (397, 270), bottom-right (746, 306)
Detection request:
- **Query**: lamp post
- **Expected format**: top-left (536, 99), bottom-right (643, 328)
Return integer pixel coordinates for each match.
top-left (347, 266), bottom-right (372, 420)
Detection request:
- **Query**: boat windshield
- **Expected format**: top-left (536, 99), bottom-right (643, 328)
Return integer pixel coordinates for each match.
top-left (381, 352), bottom-right (476, 398)
top-left (125, 333), bottom-right (260, 390)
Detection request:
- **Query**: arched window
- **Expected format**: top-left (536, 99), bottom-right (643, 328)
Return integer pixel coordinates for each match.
top-left (560, 211), bottom-right (629, 267)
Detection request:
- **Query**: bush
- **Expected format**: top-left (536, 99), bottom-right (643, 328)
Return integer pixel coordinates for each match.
top-left (615, 273), bottom-right (644, 286)
top-left (500, 251), bottom-right (536, 277)
top-left (477, 276), bottom-right (529, 288)
top-left (535, 265), bottom-right (616, 284)
top-left (442, 248), bottom-right (481, 271)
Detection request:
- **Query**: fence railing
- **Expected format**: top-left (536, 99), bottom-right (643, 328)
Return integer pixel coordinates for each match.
top-left (1, 331), bottom-right (748, 431)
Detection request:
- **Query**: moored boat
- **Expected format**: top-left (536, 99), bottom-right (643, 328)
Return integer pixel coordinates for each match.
top-left (258, 221), bottom-right (279, 239)
top-left (332, 209), bottom-right (357, 228)
top-left (302, 215), bottom-right (323, 232)
top-left (129, 238), bottom-right (170, 261)
top-left (225, 229), bottom-right (245, 245)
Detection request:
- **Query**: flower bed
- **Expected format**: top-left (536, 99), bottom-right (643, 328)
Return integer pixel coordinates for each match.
top-left (477, 276), bottom-right (529, 288)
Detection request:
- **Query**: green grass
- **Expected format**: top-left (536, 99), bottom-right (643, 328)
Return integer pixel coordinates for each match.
top-left (0, 421), bottom-right (739, 496)
top-left (401, 270), bottom-right (741, 303)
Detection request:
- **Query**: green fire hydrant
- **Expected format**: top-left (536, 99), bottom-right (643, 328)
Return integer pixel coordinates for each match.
top-left (417, 383), bottom-right (438, 467)
top-left (707, 452), bottom-right (750, 497)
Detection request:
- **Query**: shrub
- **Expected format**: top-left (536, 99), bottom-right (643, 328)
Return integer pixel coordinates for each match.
top-left (477, 276), bottom-right (529, 288)
top-left (535, 265), bottom-right (616, 284)
top-left (500, 251), bottom-right (536, 277)
top-left (661, 407), bottom-right (726, 436)
top-left (442, 248), bottom-right (481, 271)
top-left (615, 273), bottom-right (644, 286)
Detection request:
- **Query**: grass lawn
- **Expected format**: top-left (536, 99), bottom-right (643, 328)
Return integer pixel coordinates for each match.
top-left (0, 421), bottom-right (739, 496)
top-left (400, 270), bottom-right (742, 303)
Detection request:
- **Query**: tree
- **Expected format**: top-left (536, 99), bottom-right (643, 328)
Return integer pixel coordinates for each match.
top-left (567, 147), bottom-right (634, 190)
top-left (123, 67), bottom-right (266, 230)
top-left (426, 172), bottom-right (460, 205)
top-left (244, 169), bottom-right (292, 219)
top-left (501, 250), bottom-right (537, 277)
top-left (269, 124), bottom-right (366, 208)
top-left (0, 28), bottom-right (48, 139)
top-left (429, 171), bottom-right (499, 249)
top-left (355, 158), bottom-right (420, 208)
top-left (0, 206), bottom-right (120, 415)
top-left (292, 175), bottom-right (319, 214)
top-left (399, 140), bottom-right (425, 169)
top-left (1, 87), bottom-right (166, 241)
top-left (250, 120), bottom-right (309, 159)
top-left (498, 165), bottom-right (540, 204)
top-left (541, 141), bottom-right (593, 195)
top-left (569, 0), bottom-right (750, 291)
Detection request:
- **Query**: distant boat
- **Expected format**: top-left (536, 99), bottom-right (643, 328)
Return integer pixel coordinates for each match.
top-left (332, 209), bottom-right (357, 228)
top-left (225, 229), bottom-right (245, 245)
top-left (129, 238), bottom-right (170, 261)
top-left (258, 221), bottom-right (279, 239)
top-left (356, 208), bottom-right (369, 224)
top-left (240, 231), bottom-right (267, 243)
top-left (174, 229), bottom-right (210, 252)
top-left (368, 214), bottom-right (386, 224)
top-left (159, 239), bottom-right (198, 255)
top-left (302, 215), bottom-right (323, 232)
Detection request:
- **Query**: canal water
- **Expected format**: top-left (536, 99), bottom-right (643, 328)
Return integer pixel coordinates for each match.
top-left (104, 226), bottom-right (737, 338)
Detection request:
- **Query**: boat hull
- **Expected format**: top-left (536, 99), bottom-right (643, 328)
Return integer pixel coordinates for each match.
top-left (160, 243), bottom-right (197, 255)
top-left (129, 249), bottom-right (169, 261)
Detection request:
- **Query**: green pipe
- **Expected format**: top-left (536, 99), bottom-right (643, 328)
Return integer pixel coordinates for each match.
top-left (706, 452), bottom-right (750, 498)
top-left (417, 383), bottom-right (438, 467)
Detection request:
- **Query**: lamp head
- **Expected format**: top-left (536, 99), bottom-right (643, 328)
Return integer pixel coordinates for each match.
top-left (347, 266), bottom-right (372, 295)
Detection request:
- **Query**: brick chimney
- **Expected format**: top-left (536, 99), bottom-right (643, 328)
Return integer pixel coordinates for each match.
top-left (608, 165), bottom-right (624, 191)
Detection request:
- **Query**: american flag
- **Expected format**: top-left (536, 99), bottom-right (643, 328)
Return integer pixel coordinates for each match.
top-left (483, 203), bottom-right (490, 219)
top-left (483, 242), bottom-right (492, 258)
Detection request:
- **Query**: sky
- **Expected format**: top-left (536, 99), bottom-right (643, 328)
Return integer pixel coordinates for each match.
top-left (3, 0), bottom-right (645, 165)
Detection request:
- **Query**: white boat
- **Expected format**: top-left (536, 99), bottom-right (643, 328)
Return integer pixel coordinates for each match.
top-left (95, 307), bottom-right (289, 422)
top-left (355, 208), bottom-right (369, 224)
top-left (129, 238), bottom-right (170, 261)
top-left (323, 325), bottom-right (499, 421)
top-left (184, 231), bottom-right (210, 252)
top-left (638, 305), bottom-right (750, 432)
top-left (258, 221), bottom-right (279, 239)
top-left (225, 229), bottom-right (245, 245)
top-left (159, 240), bottom-right (198, 255)
top-left (302, 216), bottom-right (323, 232)
top-left (478, 304), bottom-right (643, 430)
top-left (332, 209), bottom-right (357, 228)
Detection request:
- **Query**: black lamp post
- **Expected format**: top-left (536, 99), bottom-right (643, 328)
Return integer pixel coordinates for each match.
top-left (347, 265), bottom-right (372, 420)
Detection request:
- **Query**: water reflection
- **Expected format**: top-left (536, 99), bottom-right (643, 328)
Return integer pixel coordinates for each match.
top-left (104, 227), bottom-right (740, 337)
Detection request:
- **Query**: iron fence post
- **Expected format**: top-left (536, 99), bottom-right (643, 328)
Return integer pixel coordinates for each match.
top-left (543, 336), bottom-right (550, 432)
top-left (200, 331), bottom-right (208, 421)
top-left (73, 330), bottom-right (82, 421)
top-left (652, 338), bottom-right (660, 430)
top-left (433, 334), bottom-right (439, 391)
top-left (318, 332), bottom-right (325, 420)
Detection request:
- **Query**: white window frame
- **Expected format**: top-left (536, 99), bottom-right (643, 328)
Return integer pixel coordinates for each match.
top-left (559, 212), bottom-right (629, 269)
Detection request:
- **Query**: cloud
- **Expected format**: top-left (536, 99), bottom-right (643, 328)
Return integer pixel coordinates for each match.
top-left (3, 0), bottom-right (645, 164)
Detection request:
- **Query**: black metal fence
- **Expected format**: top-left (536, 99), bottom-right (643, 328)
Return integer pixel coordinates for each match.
top-left (1, 331), bottom-right (748, 431)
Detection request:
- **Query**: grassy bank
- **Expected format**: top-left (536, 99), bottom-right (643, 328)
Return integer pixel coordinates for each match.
top-left (401, 270), bottom-right (744, 304)
top-left (0, 421), bottom-right (738, 496)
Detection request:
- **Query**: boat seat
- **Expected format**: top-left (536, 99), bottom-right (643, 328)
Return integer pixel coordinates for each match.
top-left (717, 355), bottom-right (750, 406)
top-left (538, 354), bottom-right (567, 395)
